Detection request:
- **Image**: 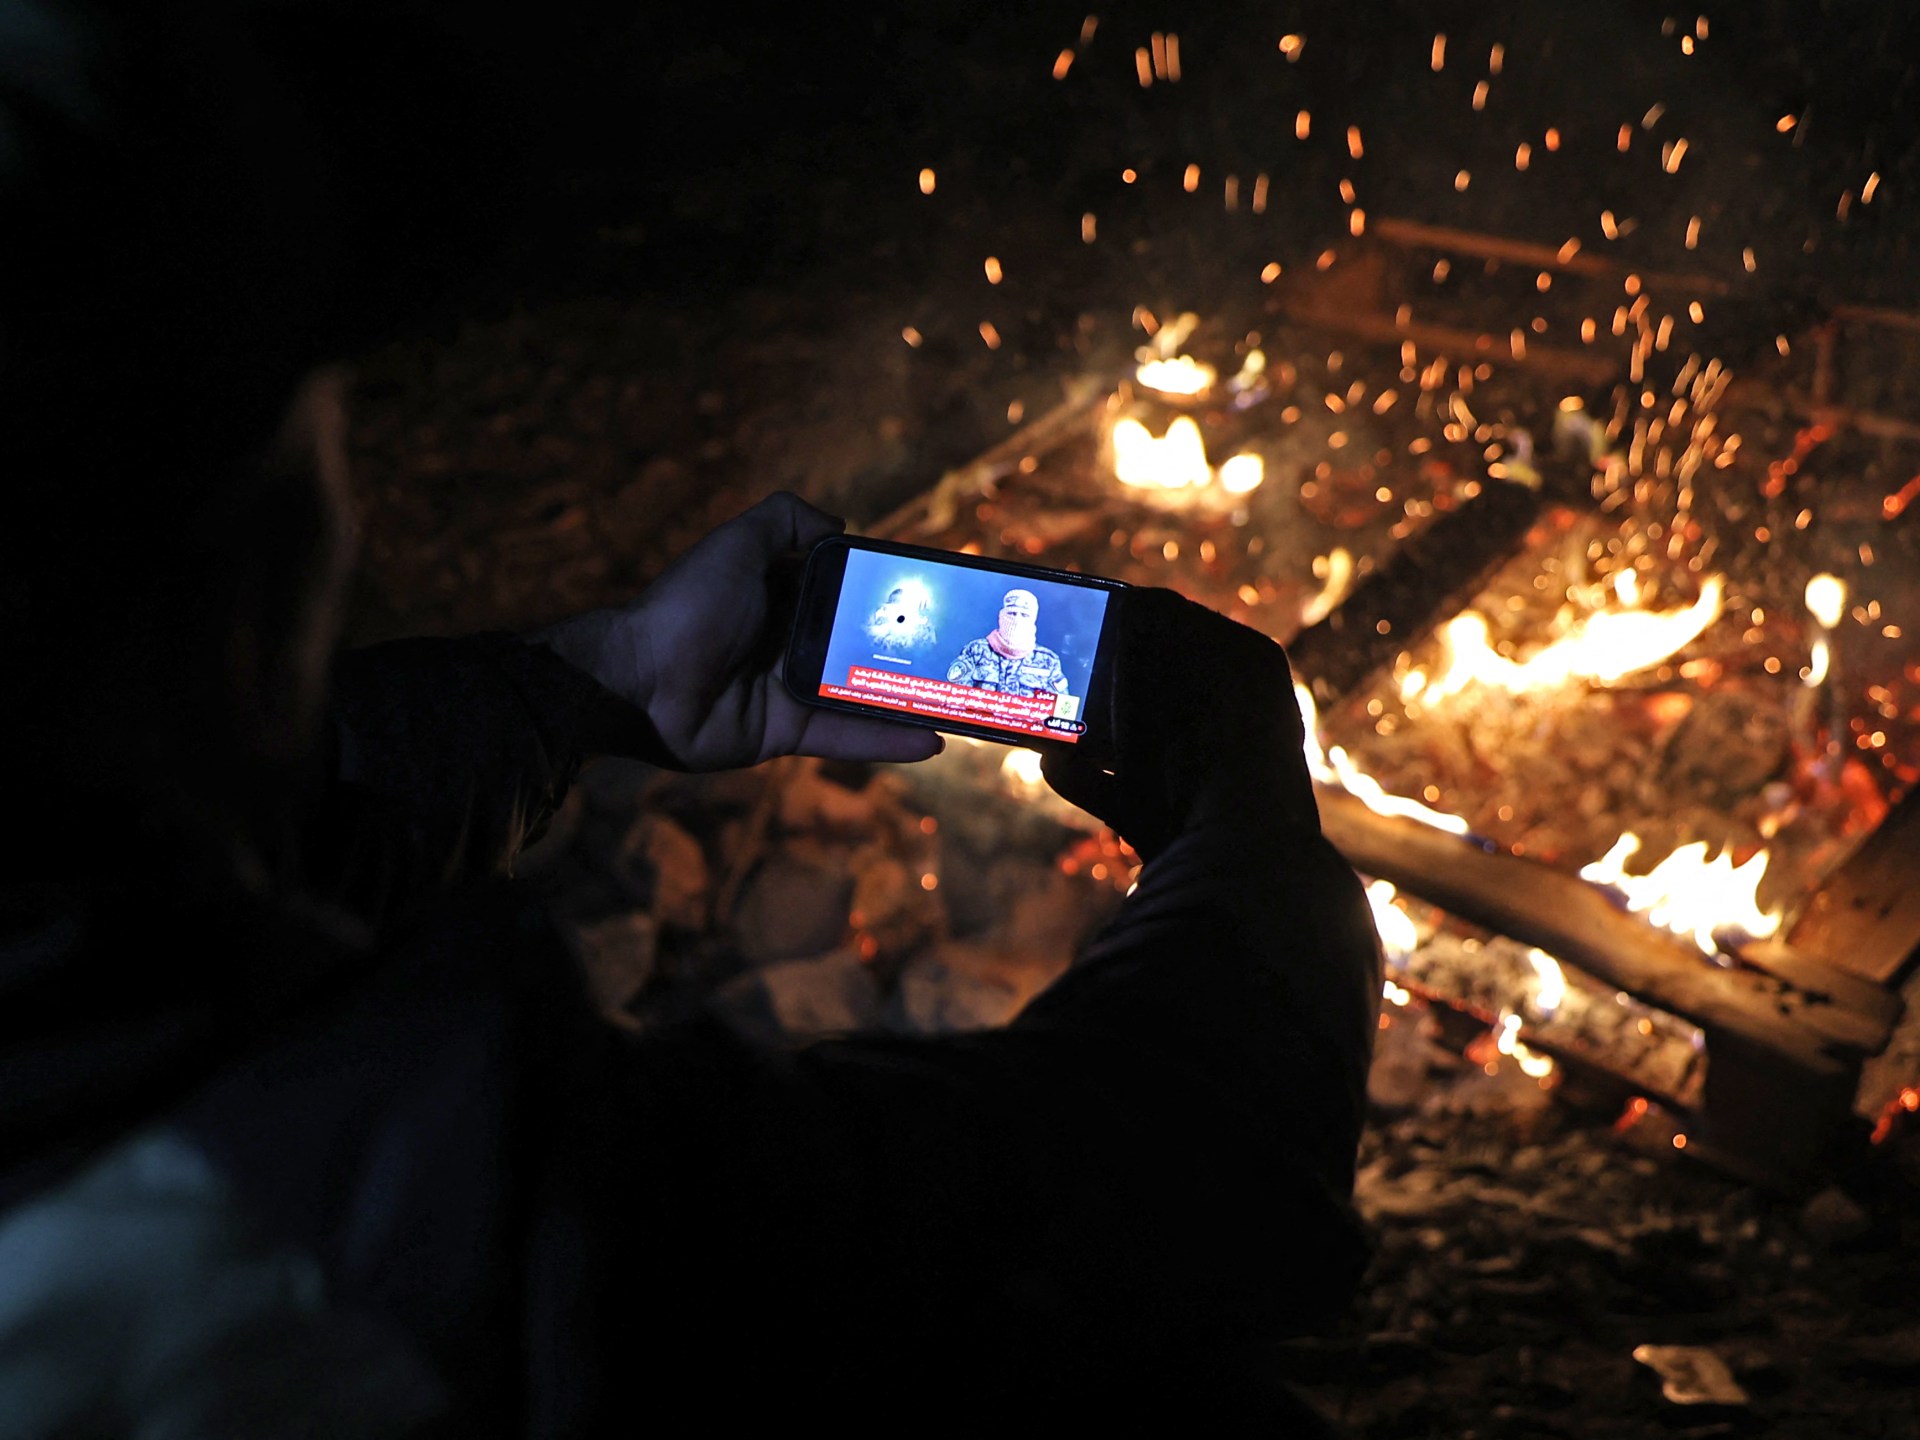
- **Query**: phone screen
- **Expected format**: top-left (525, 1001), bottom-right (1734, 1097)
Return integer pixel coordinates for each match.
top-left (810, 544), bottom-right (1117, 746)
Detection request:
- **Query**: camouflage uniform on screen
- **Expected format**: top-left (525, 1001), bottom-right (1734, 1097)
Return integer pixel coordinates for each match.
top-left (946, 640), bottom-right (1068, 696)
top-left (948, 587), bottom-right (1071, 697)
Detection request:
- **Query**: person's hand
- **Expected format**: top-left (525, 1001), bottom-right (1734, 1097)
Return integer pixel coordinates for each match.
top-left (539, 493), bottom-right (942, 771)
top-left (1041, 588), bottom-right (1320, 859)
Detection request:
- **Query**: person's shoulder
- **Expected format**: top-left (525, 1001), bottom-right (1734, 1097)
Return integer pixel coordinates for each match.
top-left (957, 637), bottom-right (994, 657)
top-left (1033, 645), bottom-right (1064, 663)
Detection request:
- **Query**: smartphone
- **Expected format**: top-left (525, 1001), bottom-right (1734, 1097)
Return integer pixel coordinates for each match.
top-left (784, 535), bottom-right (1128, 758)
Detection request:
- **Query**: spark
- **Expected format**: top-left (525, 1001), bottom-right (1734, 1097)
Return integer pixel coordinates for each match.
top-left (1252, 173), bottom-right (1270, 213)
top-left (1081, 212), bottom-right (1097, 243)
top-left (1662, 137), bottom-right (1689, 173)
top-left (1472, 81), bottom-right (1489, 110)
top-left (984, 256), bottom-right (1003, 284)
top-left (1052, 48), bottom-right (1074, 80)
top-left (1134, 47), bottom-right (1152, 86)
top-left (1742, 246), bottom-right (1756, 272)
top-left (1684, 216), bottom-right (1700, 249)
top-left (1182, 163), bottom-right (1200, 192)
top-left (1278, 33), bottom-right (1305, 61)
top-left (978, 321), bottom-right (1001, 350)
top-left (1489, 43), bottom-right (1505, 74)
top-left (1516, 142), bottom-right (1532, 171)
top-left (1121, 167), bottom-right (1137, 184)
top-left (918, 168), bottom-right (936, 195)
top-left (1348, 125), bottom-right (1365, 159)
top-left (901, 326), bottom-right (923, 347)
top-left (1864, 171), bottom-right (1882, 203)
top-left (1260, 261), bottom-right (1283, 283)
top-left (1296, 109), bottom-right (1311, 140)
top-left (1432, 33), bottom-right (1446, 70)
top-left (1455, 169), bottom-right (1471, 191)
top-left (1617, 125), bottom-right (1632, 152)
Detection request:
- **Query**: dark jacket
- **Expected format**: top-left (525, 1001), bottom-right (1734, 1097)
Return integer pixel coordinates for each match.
top-left (0, 636), bottom-right (1380, 1433)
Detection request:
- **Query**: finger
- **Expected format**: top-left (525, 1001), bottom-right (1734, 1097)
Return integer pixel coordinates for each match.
top-left (737, 491), bottom-right (847, 557)
top-left (793, 707), bottom-right (946, 764)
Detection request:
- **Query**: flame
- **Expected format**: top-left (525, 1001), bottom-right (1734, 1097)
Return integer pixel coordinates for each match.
top-left (1806, 637), bottom-right (1831, 687)
top-left (1805, 573), bottom-right (1847, 629)
top-left (1527, 948), bottom-right (1567, 1015)
top-left (1134, 355), bottom-right (1216, 396)
top-left (1298, 684), bottom-right (1471, 834)
top-left (1218, 453), bottom-right (1265, 494)
top-left (1415, 576), bottom-right (1724, 702)
top-left (1514, 1043), bottom-right (1555, 1079)
top-left (1113, 415), bottom-right (1212, 489)
top-left (1301, 548), bottom-right (1354, 626)
top-left (1366, 879), bottom-right (1421, 961)
top-left (1579, 831), bottom-right (1781, 957)
top-left (1001, 748), bottom-right (1047, 790)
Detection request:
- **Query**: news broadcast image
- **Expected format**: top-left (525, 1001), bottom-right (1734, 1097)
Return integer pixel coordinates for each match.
top-left (818, 550), bottom-right (1111, 743)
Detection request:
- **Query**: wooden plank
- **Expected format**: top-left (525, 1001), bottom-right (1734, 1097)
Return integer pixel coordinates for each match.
top-left (1285, 481), bottom-right (1558, 705)
top-left (1277, 304), bottom-right (1621, 387)
top-left (1316, 787), bottom-right (1868, 1076)
top-left (1787, 785), bottom-right (1920, 985)
top-left (1369, 215), bottom-right (1733, 297)
top-left (870, 378), bottom-right (1106, 539)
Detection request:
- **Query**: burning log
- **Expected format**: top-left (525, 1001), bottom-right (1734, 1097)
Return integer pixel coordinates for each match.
top-left (1315, 786), bottom-right (1890, 1077)
top-left (1286, 482), bottom-right (1577, 705)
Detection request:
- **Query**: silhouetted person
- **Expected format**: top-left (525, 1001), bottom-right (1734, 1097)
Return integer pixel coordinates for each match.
top-left (0, 5), bottom-right (1381, 1432)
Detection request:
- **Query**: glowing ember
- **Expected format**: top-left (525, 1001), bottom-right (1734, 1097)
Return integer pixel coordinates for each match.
top-left (1112, 414), bottom-right (1211, 489)
top-left (1134, 355), bottom-right (1217, 397)
top-left (1414, 576), bottom-right (1725, 702)
top-left (1579, 832), bottom-right (1782, 957)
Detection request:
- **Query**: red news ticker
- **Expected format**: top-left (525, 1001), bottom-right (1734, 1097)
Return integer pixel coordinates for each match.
top-left (823, 665), bottom-right (1068, 738)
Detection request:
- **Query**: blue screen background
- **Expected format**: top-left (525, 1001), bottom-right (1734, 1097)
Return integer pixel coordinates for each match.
top-left (821, 549), bottom-right (1110, 700)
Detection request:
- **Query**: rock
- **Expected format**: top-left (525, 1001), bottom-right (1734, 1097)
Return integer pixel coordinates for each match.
top-left (849, 845), bottom-right (945, 960)
top-left (777, 760), bottom-right (881, 834)
top-left (714, 950), bottom-right (883, 1043)
top-left (732, 853), bottom-right (854, 964)
top-left (890, 941), bottom-right (1028, 1034)
top-left (1631, 1345), bottom-right (1750, 1408)
top-left (1799, 1186), bottom-right (1871, 1248)
top-left (571, 910), bottom-right (658, 1015)
top-left (618, 812), bottom-right (710, 930)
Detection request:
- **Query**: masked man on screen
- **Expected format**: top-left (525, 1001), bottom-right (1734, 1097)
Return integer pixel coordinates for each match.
top-left (947, 588), bottom-right (1070, 698)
